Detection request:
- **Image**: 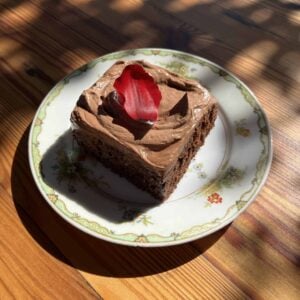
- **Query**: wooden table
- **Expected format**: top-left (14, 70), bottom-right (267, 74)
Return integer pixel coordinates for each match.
top-left (1, 1), bottom-right (299, 299)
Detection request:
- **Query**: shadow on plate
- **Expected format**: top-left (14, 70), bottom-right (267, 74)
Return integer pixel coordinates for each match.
top-left (39, 129), bottom-right (160, 223)
top-left (11, 127), bottom-right (230, 277)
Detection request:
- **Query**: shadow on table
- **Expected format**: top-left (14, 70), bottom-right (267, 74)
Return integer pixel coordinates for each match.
top-left (11, 128), bottom-right (229, 277)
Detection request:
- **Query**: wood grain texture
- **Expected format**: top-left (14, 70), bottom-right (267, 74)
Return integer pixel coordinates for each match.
top-left (0, 186), bottom-right (100, 300)
top-left (0, 0), bottom-right (299, 299)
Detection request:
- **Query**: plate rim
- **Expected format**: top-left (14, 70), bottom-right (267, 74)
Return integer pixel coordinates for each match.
top-left (28, 48), bottom-right (273, 247)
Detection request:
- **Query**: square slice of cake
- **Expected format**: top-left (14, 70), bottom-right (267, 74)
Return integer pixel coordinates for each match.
top-left (71, 60), bottom-right (217, 201)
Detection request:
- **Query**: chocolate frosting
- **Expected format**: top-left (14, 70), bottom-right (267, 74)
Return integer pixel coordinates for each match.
top-left (71, 60), bottom-right (215, 173)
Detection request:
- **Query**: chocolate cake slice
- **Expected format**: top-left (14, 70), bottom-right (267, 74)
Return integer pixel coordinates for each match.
top-left (71, 60), bottom-right (217, 201)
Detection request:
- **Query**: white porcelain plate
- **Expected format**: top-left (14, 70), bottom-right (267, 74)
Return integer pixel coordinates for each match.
top-left (29, 49), bottom-right (272, 247)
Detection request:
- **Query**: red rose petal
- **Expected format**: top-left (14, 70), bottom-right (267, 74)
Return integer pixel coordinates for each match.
top-left (113, 64), bottom-right (162, 122)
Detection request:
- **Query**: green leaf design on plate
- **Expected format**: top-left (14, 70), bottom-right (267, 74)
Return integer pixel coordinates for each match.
top-left (200, 166), bottom-right (245, 196)
top-left (235, 119), bottom-right (251, 137)
top-left (220, 167), bottom-right (245, 188)
top-left (136, 215), bottom-right (153, 226)
top-left (236, 200), bottom-right (248, 211)
top-left (160, 61), bottom-right (189, 78)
